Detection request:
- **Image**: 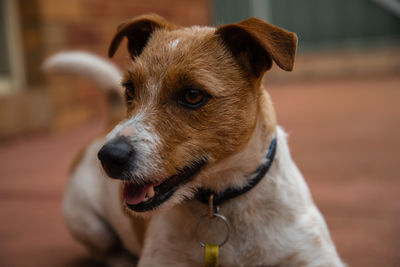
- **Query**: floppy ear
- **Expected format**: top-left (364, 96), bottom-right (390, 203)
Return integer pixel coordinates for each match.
top-left (108, 13), bottom-right (178, 58)
top-left (215, 17), bottom-right (297, 77)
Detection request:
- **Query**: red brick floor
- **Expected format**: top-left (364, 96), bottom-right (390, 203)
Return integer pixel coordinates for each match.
top-left (0, 76), bottom-right (399, 266)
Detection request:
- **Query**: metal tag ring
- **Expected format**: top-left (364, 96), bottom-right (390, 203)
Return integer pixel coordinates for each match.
top-left (195, 213), bottom-right (230, 248)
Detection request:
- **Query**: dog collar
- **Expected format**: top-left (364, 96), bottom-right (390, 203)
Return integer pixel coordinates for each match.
top-left (196, 136), bottom-right (277, 206)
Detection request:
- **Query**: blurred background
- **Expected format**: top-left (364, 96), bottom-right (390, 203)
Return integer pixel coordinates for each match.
top-left (0, 0), bottom-right (399, 266)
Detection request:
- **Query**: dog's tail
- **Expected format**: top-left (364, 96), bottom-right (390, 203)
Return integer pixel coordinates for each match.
top-left (43, 51), bottom-right (125, 128)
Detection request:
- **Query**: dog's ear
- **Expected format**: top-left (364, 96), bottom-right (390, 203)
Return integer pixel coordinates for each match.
top-left (216, 17), bottom-right (297, 77)
top-left (108, 13), bottom-right (178, 58)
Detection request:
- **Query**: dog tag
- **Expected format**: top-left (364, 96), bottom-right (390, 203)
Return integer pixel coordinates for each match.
top-left (204, 244), bottom-right (219, 267)
top-left (196, 195), bottom-right (229, 267)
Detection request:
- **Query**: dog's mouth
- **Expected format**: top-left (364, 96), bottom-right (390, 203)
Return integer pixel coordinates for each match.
top-left (123, 158), bottom-right (206, 212)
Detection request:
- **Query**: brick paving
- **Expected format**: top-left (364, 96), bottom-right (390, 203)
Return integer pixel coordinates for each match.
top-left (0, 76), bottom-right (399, 266)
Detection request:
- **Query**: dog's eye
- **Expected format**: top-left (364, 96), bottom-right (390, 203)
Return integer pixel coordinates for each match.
top-left (179, 88), bottom-right (208, 109)
top-left (123, 81), bottom-right (135, 101)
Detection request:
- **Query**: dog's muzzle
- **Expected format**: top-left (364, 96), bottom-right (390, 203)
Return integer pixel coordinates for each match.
top-left (97, 136), bottom-right (134, 179)
top-left (97, 136), bottom-right (208, 212)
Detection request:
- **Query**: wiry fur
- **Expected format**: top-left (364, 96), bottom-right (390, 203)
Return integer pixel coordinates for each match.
top-left (107, 115), bottom-right (164, 182)
top-left (52, 14), bottom-right (344, 267)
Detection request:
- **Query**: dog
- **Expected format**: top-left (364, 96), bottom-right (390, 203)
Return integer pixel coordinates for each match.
top-left (45, 14), bottom-right (344, 267)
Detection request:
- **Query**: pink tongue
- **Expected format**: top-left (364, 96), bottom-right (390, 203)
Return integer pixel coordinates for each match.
top-left (123, 183), bottom-right (152, 205)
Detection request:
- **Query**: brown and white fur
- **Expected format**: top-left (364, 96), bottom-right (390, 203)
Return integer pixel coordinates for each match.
top-left (45, 14), bottom-right (344, 267)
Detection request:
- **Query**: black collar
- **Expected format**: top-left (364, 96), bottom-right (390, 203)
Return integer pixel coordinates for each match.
top-left (195, 136), bottom-right (277, 206)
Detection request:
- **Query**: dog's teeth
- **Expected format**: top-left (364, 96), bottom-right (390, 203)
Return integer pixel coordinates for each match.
top-left (144, 196), bottom-right (149, 201)
top-left (147, 186), bottom-right (155, 198)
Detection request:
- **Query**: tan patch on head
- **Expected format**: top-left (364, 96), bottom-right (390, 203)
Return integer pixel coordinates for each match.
top-left (107, 14), bottom-right (291, 201)
top-left (259, 87), bottom-right (277, 134)
top-left (120, 26), bottom-right (268, 179)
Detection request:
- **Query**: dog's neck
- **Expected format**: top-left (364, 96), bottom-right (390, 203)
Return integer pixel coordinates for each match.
top-left (183, 89), bottom-right (313, 217)
top-left (195, 135), bottom-right (277, 206)
top-left (182, 125), bottom-right (313, 225)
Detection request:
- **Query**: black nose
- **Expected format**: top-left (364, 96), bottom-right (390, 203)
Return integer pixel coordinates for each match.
top-left (97, 137), bottom-right (134, 179)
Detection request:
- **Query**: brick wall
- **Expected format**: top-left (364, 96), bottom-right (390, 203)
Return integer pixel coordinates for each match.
top-left (40, 0), bottom-right (211, 58)
top-left (2, 0), bottom-right (211, 137)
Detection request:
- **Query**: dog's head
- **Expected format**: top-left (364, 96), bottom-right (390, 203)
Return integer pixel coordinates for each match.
top-left (97, 14), bottom-right (297, 214)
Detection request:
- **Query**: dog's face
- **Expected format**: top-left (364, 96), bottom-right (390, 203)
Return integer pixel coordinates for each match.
top-left (97, 14), bottom-right (297, 214)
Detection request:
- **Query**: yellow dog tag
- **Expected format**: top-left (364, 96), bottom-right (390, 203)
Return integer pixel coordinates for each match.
top-left (204, 244), bottom-right (219, 267)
